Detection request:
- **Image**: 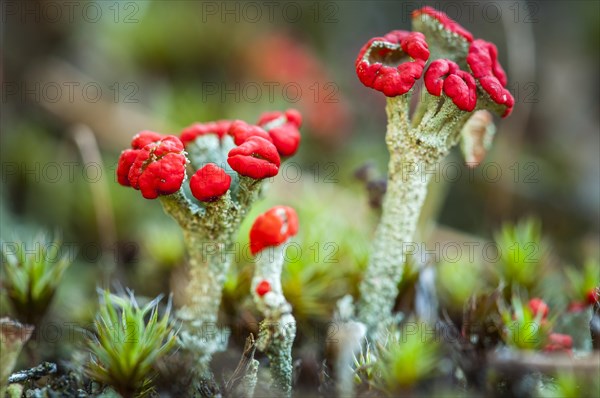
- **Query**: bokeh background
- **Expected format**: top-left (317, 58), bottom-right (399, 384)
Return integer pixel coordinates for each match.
top-left (1, 0), bottom-right (599, 370)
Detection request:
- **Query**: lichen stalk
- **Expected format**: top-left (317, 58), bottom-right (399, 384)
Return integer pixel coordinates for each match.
top-left (411, 88), bottom-right (439, 128)
top-left (159, 187), bottom-right (262, 376)
top-left (415, 96), bottom-right (472, 147)
top-left (159, 189), bottom-right (199, 229)
top-left (357, 95), bottom-right (465, 333)
top-left (252, 244), bottom-right (296, 397)
top-left (176, 231), bottom-right (232, 371)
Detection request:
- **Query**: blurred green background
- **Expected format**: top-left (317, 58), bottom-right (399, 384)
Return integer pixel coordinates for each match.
top-left (1, 0), bottom-right (598, 348)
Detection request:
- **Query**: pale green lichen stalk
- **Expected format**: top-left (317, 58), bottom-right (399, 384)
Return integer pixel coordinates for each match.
top-left (252, 244), bottom-right (297, 397)
top-left (159, 180), bottom-right (263, 376)
top-left (357, 95), bottom-right (470, 333)
top-left (355, 8), bottom-right (513, 334)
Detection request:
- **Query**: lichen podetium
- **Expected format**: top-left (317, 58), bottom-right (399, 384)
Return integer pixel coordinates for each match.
top-left (355, 7), bottom-right (514, 334)
top-left (250, 206), bottom-right (299, 397)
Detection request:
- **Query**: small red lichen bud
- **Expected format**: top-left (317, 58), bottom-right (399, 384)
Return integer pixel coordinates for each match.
top-left (189, 163), bottom-right (231, 202)
top-left (424, 59), bottom-right (455, 96)
top-left (227, 136), bottom-right (280, 179)
top-left (268, 123), bottom-right (301, 157)
top-left (284, 109), bottom-right (302, 128)
top-left (257, 111), bottom-right (284, 127)
top-left (256, 280), bottom-right (271, 297)
top-left (127, 135), bottom-right (187, 199)
top-left (444, 71), bottom-right (477, 112)
top-left (467, 39), bottom-right (507, 85)
top-left (528, 298), bottom-right (549, 320)
top-left (180, 120), bottom-right (233, 146)
top-left (228, 120), bottom-right (272, 146)
top-left (397, 31), bottom-right (429, 61)
top-left (131, 131), bottom-right (163, 149)
top-left (588, 288), bottom-right (599, 305)
top-left (257, 109), bottom-right (302, 129)
top-left (544, 333), bottom-right (573, 353)
top-left (424, 59), bottom-right (477, 111)
top-left (117, 149), bottom-right (140, 186)
top-left (256, 109), bottom-right (303, 156)
top-left (249, 206), bottom-right (299, 255)
top-left (467, 39), bottom-right (514, 117)
top-left (479, 76), bottom-right (514, 117)
top-left (412, 6), bottom-right (474, 42)
top-left (151, 135), bottom-right (185, 156)
top-left (128, 150), bottom-right (150, 190)
top-left (355, 31), bottom-right (429, 97)
top-left (137, 154), bottom-right (186, 199)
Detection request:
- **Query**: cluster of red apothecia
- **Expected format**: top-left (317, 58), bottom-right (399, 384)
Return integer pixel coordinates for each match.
top-left (355, 6), bottom-right (514, 117)
top-left (117, 109), bottom-right (301, 200)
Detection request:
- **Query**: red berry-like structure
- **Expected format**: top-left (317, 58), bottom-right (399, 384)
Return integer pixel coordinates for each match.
top-left (189, 163), bottom-right (231, 202)
top-left (117, 149), bottom-right (141, 187)
top-left (117, 133), bottom-right (187, 200)
top-left (467, 39), bottom-right (514, 117)
top-left (227, 136), bottom-right (281, 180)
top-left (127, 136), bottom-right (187, 199)
top-left (255, 280), bottom-right (271, 297)
top-left (228, 120), bottom-right (272, 146)
top-left (424, 59), bottom-right (477, 111)
top-left (131, 130), bottom-right (164, 149)
top-left (249, 206), bottom-right (299, 255)
top-left (257, 109), bottom-right (302, 157)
